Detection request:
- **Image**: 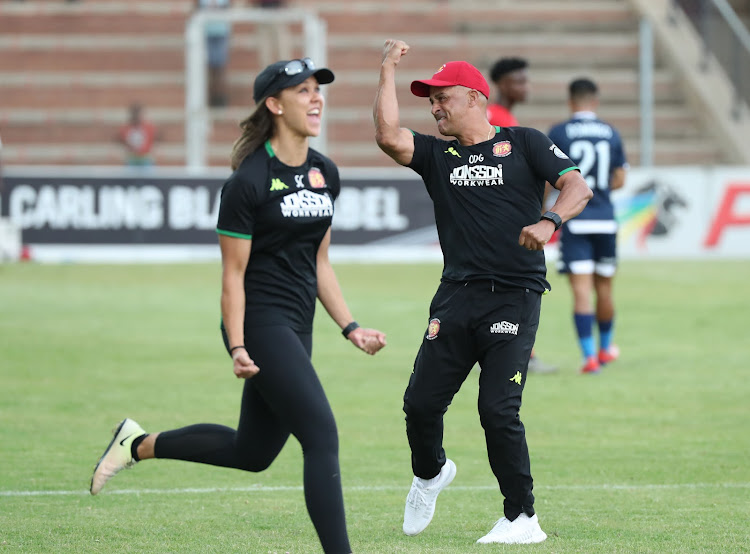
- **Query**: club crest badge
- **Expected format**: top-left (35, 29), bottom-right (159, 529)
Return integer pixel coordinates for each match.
top-left (308, 167), bottom-right (326, 188)
top-left (493, 141), bottom-right (512, 157)
top-left (426, 318), bottom-right (441, 340)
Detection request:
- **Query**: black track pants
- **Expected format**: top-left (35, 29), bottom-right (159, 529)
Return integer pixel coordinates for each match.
top-left (403, 281), bottom-right (541, 520)
top-left (154, 325), bottom-right (350, 554)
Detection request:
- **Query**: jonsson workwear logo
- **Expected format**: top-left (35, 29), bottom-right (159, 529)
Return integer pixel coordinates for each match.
top-left (490, 321), bottom-right (518, 335)
top-left (449, 165), bottom-right (504, 187)
top-left (279, 190), bottom-right (333, 218)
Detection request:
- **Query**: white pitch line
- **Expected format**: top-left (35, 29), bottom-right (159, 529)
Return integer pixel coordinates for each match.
top-left (1, 482), bottom-right (749, 498)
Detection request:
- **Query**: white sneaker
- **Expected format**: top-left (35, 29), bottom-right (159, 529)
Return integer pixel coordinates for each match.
top-left (402, 458), bottom-right (457, 536)
top-left (476, 513), bottom-right (547, 544)
top-left (90, 418), bottom-right (146, 495)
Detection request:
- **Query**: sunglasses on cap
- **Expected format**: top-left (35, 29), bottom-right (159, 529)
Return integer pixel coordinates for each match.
top-left (279, 58), bottom-right (316, 76)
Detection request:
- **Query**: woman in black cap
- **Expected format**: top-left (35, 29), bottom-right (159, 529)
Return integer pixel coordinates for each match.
top-left (90, 59), bottom-right (387, 554)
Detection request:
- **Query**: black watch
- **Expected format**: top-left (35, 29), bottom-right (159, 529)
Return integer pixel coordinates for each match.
top-left (540, 211), bottom-right (562, 231)
top-left (342, 321), bottom-right (360, 339)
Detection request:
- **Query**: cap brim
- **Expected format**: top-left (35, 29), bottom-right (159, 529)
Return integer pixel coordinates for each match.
top-left (312, 68), bottom-right (335, 85)
top-left (410, 79), bottom-right (458, 97)
top-left (285, 67), bottom-right (335, 90)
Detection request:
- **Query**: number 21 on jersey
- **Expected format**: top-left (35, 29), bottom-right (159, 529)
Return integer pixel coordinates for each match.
top-left (569, 139), bottom-right (610, 191)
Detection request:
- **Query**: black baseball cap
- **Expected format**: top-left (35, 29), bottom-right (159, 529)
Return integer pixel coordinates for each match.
top-left (253, 58), bottom-right (335, 103)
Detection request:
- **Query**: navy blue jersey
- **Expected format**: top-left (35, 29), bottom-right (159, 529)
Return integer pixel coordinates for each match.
top-left (409, 126), bottom-right (578, 293)
top-left (548, 111), bottom-right (627, 233)
top-left (216, 141), bottom-right (340, 332)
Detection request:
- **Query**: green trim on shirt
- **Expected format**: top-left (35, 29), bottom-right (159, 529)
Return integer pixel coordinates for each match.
top-left (559, 166), bottom-right (579, 176)
top-left (264, 140), bottom-right (275, 158)
top-left (216, 228), bottom-right (252, 240)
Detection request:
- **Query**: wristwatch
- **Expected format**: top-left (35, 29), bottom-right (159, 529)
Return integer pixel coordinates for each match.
top-left (540, 211), bottom-right (562, 231)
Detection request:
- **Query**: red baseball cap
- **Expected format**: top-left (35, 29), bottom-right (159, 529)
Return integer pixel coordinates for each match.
top-left (411, 61), bottom-right (490, 99)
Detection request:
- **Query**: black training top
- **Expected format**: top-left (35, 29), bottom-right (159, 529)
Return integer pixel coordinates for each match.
top-left (409, 126), bottom-right (578, 293)
top-left (216, 140), bottom-right (340, 332)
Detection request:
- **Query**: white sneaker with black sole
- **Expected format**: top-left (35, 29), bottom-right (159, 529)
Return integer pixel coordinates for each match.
top-left (402, 458), bottom-right (457, 536)
top-left (476, 513), bottom-right (547, 544)
top-left (90, 418), bottom-right (146, 495)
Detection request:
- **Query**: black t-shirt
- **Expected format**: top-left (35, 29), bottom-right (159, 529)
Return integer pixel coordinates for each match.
top-left (409, 126), bottom-right (578, 293)
top-left (216, 141), bottom-right (340, 332)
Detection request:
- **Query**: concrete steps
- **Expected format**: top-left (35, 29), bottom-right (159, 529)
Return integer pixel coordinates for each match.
top-left (0, 67), bottom-right (683, 109)
top-left (1, 102), bottom-right (698, 146)
top-left (0, 0), bottom-right (732, 167)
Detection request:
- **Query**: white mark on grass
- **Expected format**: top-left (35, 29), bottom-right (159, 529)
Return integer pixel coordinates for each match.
top-left (1, 482), bottom-right (749, 497)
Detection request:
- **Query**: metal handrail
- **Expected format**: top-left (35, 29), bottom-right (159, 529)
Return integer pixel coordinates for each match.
top-left (671, 0), bottom-right (750, 119)
top-left (712, 0), bottom-right (750, 54)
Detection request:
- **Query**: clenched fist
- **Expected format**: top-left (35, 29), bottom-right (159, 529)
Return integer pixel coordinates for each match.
top-left (382, 38), bottom-right (410, 66)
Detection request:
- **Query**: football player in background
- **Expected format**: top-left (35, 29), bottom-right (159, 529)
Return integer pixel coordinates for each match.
top-left (548, 77), bottom-right (628, 374)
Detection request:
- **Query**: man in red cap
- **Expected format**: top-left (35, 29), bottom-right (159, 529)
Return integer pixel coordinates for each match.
top-left (374, 39), bottom-right (592, 545)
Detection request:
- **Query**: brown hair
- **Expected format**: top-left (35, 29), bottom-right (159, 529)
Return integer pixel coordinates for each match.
top-left (230, 99), bottom-right (276, 170)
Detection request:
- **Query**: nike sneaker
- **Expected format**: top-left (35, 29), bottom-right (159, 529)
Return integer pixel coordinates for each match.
top-left (90, 418), bottom-right (146, 495)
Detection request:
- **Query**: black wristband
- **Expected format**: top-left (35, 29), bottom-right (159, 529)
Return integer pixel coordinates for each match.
top-left (540, 210), bottom-right (563, 231)
top-left (341, 321), bottom-right (360, 339)
top-left (229, 345), bottom-right (246, 354)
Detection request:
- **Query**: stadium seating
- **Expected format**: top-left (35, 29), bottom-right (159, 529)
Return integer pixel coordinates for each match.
top-left (0, 0), bottom-right (746, 168)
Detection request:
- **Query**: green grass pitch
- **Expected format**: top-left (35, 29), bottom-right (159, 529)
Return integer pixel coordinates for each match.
top-left (1, 260), bottom-right (749, 553)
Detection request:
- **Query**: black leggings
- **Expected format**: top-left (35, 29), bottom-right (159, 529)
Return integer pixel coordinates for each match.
top-left (154, 325), bottom-right (350, 554)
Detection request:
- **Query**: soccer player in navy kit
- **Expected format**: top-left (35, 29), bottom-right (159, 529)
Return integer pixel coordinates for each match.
top-left (90, 58), bottom-right (386, 554)
top-left (374, 39), bottom-right (592, 545)
top-left (548, 78), bottom-right (628, 374)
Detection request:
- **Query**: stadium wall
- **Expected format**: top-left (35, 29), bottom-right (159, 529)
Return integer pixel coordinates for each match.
top-left (0, 166), bottom-right (748, 263)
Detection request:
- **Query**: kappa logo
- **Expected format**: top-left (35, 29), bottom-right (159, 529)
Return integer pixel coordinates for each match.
top-left (490, 321), bottom-right (519, 335)
top-left (445, 147), bottom-right (461, 158)
top-left (426, 318), bottom-right (441, 340)
top-left (509, 371), bottom-right (522, 385)
top-left (270, 178), bottom-right (288, 191)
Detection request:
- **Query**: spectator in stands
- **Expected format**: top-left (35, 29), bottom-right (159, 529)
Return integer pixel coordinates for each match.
top-left (486, 57), bottom-right (530, 127)
top-left (487, 57), bottom-right (557, 374)
top-left (117, 102), bottom-right (159, 167)
top-left (196, 0), bottom-right (232, 107)
top-left (547, 77), bottom-right (628, 374)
